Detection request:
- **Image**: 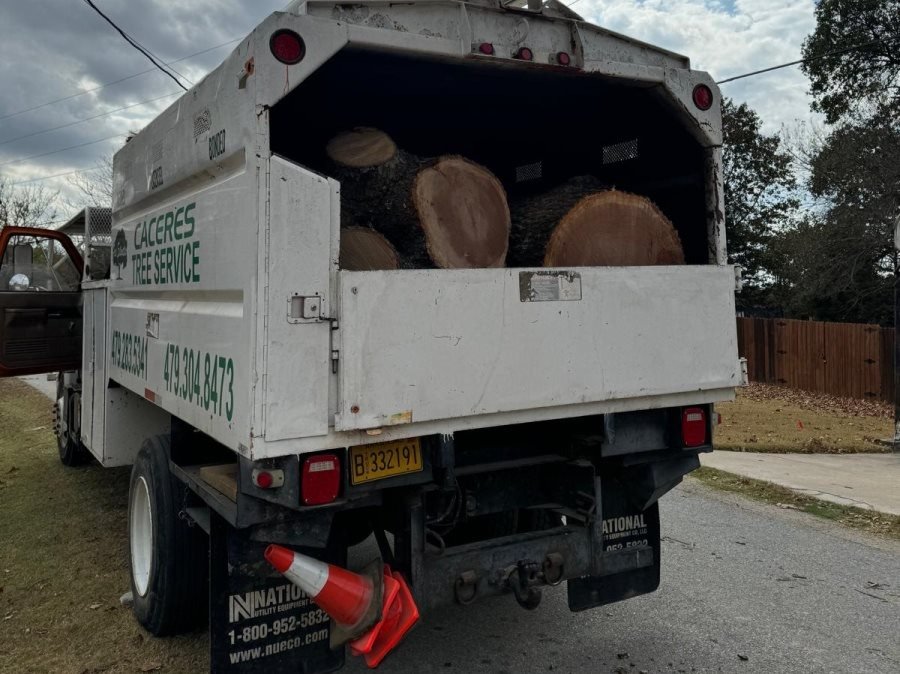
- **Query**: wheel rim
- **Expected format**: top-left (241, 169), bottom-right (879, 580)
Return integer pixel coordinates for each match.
top-left (54, 395), bottom-right (66, 447)
top-left (130, 476), bottom-right (153, 597)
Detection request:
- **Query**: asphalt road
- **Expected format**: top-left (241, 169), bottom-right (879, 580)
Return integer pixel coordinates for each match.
top-left (346, 479), bottom-right (900, 674)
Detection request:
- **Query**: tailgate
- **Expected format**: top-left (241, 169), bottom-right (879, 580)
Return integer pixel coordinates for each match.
top-left (335, 265), bottom-right (739, 432)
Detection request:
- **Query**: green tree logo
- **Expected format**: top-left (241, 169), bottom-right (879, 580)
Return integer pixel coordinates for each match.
top-left (113, 229), bottom-right (128, 280)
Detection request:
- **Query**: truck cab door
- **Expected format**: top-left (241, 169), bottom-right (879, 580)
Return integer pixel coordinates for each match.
top-left (0, 227), bottom-right (84, 377)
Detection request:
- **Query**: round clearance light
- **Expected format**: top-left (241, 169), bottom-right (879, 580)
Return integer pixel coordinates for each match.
top-left (478, 42), bottom-right (495, 56)
top-left (557, 51), bottom-right (571, 66)
top-left (692, 83), bottom-right (714, 111)
top-left (270, 29), bottom-right (305, 65)
top-left (515, 47), bottom-right (534, 61)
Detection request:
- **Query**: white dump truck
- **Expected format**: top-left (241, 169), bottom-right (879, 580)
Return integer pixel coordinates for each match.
top-left (0, 1), bottom-right (740, 670)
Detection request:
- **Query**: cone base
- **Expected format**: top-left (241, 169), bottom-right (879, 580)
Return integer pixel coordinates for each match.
top-left (328, 557), bottom-right (385, 648)
top-left (350, 566), bottom-right (420, 668)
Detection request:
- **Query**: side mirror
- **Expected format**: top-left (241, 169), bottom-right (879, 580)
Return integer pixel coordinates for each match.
top-left (9, 273), bottom-right (30, 291)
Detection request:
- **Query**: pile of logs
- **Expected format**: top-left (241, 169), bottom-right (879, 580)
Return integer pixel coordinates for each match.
top-left (328, 127), bottom-right (684, 271)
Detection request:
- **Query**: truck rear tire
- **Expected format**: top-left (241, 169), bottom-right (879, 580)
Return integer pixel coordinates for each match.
top-left (55, 374), bottom-right (88, 467)
top-left (128, 434), bottom-right (208, 636)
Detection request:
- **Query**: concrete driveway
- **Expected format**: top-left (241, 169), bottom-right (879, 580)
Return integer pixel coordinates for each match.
top-left (702, 451), bottom-right (900, 515)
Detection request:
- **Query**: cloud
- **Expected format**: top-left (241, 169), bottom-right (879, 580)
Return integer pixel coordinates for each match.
top-left (578, 0), bottom-right (818, 131)
top-left (0, 0), bottom-right (817, 218)
top-left (0, 0), bottom-right (286, 212)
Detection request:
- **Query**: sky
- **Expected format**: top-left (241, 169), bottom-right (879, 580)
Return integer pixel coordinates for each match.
top-left (0, 0), bottom-right (817, 222)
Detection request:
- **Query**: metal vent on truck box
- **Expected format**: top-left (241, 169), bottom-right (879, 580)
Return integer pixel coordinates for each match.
top-left (602, 139), bottom-right (639, 165)
top-left (515, 161), bottom-right (543, 183)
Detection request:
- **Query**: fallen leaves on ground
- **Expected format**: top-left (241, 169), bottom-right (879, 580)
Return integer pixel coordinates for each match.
top-left (715, 384), bottom-right (893, 453)
top-left (740, 383), bottom-right (892, 419)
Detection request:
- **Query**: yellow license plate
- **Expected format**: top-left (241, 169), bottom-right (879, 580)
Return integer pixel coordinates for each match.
top-left (349, 438), bottom-right (423, 485)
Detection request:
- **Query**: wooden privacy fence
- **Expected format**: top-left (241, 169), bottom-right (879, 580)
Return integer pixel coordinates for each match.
top-left (736, 317), bottom-right (895, 403)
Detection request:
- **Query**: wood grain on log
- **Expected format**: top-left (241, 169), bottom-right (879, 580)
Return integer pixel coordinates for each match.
top-left (507, 175), bottom-right (608, 267)
top-left (327, 128), bottom-right (510, 269)
top-left (544, 190), bottom-right (684, 267)
top-left (326, 127), bottom-right (397, 168)
top-left (413, 156), bottom-right (510, 268)
top-left (339, 227), bottom-right (400, 271)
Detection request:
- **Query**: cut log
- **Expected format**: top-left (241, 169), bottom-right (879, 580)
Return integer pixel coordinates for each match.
top-left (507, 175), bottom-right (608, 266)
top-left (326, 129), bottom-right (510, 268)
top-left (413, 157), bottom-right (510, 269)
top-left (340, 227), bottom-right (400, 271)
top-left (543, 190), bottom-right (685, 267)
top-left (325, 127), bottom-right (397, 169)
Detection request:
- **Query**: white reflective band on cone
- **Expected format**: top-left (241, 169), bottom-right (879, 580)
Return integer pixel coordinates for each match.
top-left (283, 554), bottom-right (330, 597)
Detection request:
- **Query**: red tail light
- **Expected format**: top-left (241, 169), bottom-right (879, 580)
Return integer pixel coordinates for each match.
top-left (556, 51), bottom-right (571, 66)
top-left (478, 42), bottom-right (495, 55)
top-left (515, 47), bottom-right (534, 61)
top-left (301, 453), bottom-right (341, 505)
top-left (692, 84), bottom-right (713, 111)
top-left (270, 29), bottom-right (305, 65)
top-left (681, 407), bottom-right (708, 447)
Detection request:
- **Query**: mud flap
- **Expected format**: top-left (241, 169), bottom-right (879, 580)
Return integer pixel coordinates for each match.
top-left (209, 515), bottom-right (345, 673)
top-left (566, 474), bottom-right (661, 612)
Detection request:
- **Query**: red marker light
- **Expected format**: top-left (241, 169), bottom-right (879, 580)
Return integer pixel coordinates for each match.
top-left (252, 468), bottom-right (284, 489)
top-left (515, 47), bottom-right (534, 61)
top-left (557, 51), bottom-right (571, 66)
top-left (692, 83), bottom-right (713, 111)
top-left (270, 29), bottom-right (305, 65)
top-left (478, 42), bottom-right (495, 56)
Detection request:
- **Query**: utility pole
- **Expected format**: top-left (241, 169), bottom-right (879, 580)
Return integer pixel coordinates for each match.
top-left (894, 215), bottom-right (900, 451)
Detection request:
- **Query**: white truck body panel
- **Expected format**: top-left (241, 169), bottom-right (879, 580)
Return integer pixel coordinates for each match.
top-left (335, 266), bottom-right (739, 432)
top-left (94, 2), bottom-right (736, 462)
top-left (81, 284), bottom-right (170, 466)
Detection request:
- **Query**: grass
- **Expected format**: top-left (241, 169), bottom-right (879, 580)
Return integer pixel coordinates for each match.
top-left (0, 379), bottom-right (205, 673)
top-left (715, 386), bottom-right (892, 453)
top-left (1, 378), bottom-right (896, 671)
top-left (693, 466), bottom-right (900, 541)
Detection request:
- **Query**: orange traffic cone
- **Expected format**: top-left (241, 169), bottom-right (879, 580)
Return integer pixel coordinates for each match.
top-left (264, 544), bottom-right (379, 633)
top-left (349, 565), bottom-right (420, 668)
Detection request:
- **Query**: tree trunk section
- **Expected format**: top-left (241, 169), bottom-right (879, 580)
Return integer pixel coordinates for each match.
top-left (327, 129), bottom-right (510, 268)
top-left (325, 127), bottom-right (397, 169)
top-left (413, 157), bottom-right (510, 268)
top-left (543, 190), bottom-right (685, 267)
top-left (507, 175), bottom-right (609, 266)
top-left (339, 227), bottom-right (400, 271)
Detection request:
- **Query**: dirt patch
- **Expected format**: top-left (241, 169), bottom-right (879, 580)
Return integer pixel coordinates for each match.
top-left (0, 379), bottom-right (205, 673)
top-left (694, 467), bottom-right (900, 541)
top-left (715, 384), bottom-right (893, 454)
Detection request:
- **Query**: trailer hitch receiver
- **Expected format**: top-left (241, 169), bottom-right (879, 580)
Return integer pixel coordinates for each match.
top-left (505, 560), bottom-right (544, 610)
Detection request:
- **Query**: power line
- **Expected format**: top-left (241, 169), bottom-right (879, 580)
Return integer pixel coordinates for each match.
top-left (10, 167), bottom-right (99, 187)
top-left (0, 133), bottom-right (128, 168)
top-left (33, 218), bottom-right (70, 228)
top-left (0, 92), bottom-right (179, 148)
top-left (717, 38), bottom-right (887, 85)
top-left (83, 0), bottom-right (188, 91)
top-left (0, 39), bottom-right (238, 122)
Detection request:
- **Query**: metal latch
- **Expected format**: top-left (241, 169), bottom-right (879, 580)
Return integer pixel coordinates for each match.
top-left (287, 294), bottom-right (325, 323)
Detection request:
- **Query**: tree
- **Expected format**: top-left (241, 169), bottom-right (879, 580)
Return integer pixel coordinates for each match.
top-left (783, 0), bottom-right (900, 325)
top-left (801, 0), bottom-right (900, 125)
top-left (721, 98), bottom-right (798, 299)
top-left (65, 154), bottom-right (114, 210)
top-left (0, 177), bottom-right (59, 230)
